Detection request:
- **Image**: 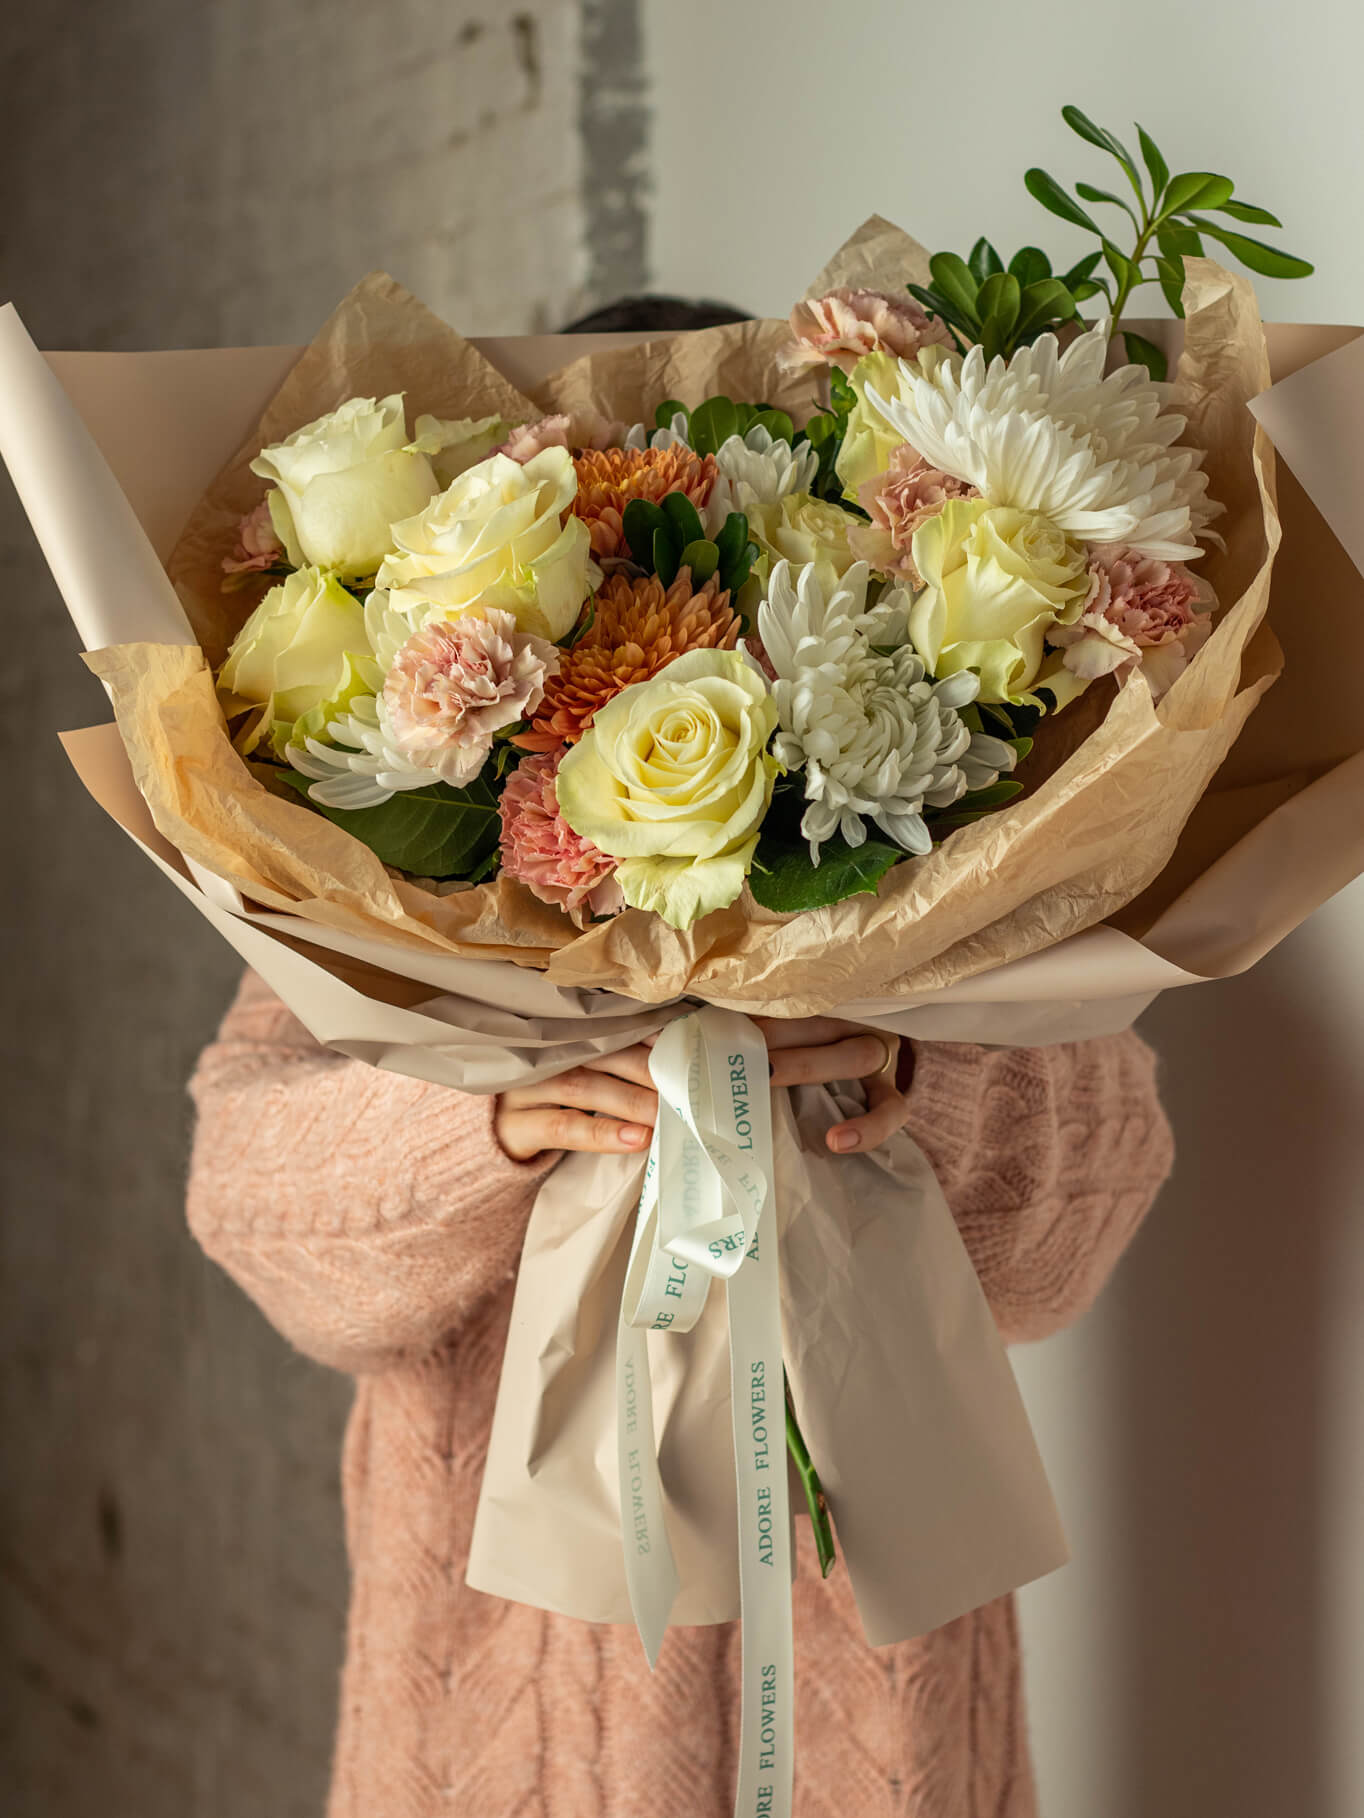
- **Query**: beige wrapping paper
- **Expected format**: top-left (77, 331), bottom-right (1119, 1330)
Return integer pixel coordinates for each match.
top-left (6, 217), bottom-right (1364, 1648)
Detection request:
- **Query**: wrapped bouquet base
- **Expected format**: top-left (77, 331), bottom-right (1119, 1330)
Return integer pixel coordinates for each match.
top-left (7, 216), bottom-right (1364, 1817)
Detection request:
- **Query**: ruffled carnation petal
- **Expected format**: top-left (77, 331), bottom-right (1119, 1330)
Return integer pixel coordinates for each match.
top-left (498, 745), bottom-right (623, 919)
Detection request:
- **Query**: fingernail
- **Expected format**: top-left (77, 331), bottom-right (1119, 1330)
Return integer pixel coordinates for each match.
top-left (623, 1124), bottom-right (651, 1146)
top-left (829, 1128), bottom-right (860, 1153)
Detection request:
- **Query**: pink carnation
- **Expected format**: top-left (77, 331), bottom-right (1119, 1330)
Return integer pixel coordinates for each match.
top-left (849, 443), bottom-right (978, 583)
top-left (1049, 544), bottom-right (1212, 699)
top-left (222, 498), bottom-right (284, 577)
top-left (498, 747), bottom-right (623, 919)
top-left (782, 288), bottom-right (955, 376)
top-left (497, 411), bottom-right (628, 463)
top-left (384, 610), bottom-right (558, 786)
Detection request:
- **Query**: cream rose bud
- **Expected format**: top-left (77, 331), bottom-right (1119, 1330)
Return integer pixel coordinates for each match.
top-left (555, 648), bottom-right (779, 930)
top-left (909, 498), bottom-right (1090, 704)
top-left (744, 491), bottom-right (862, 605)
top-left (250, 394), bottom-right (440, 580)
top-left (376, 447), bottom-right (592, 643)
top-left (217, 566), bottom-right (377, 754)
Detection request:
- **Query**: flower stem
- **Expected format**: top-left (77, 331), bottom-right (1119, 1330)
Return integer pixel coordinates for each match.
top-left (785, 1374), bottom-right (836, 1578)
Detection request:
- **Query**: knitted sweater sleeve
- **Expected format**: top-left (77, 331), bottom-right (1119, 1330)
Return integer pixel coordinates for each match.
top-left (903, 1030), bottom-right (1174, 1344)
top-left (185, 969), bottom-right (558, 1374)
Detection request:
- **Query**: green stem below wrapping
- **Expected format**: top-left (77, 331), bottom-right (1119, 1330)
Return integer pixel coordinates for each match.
top-left (784, 1375), bottom-right (836, 1578)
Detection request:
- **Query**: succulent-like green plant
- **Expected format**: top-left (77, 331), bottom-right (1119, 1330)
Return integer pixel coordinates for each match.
top-left (621, 492), bottom-right (758, 596)
top-left (909, 242), bottom-right (1105, 363)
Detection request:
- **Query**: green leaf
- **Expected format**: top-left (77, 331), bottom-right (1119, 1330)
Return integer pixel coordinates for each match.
top-left (1060, 104), bottom-right (1139, 185)
top-left (687, 395), bottom-right (741, 456)
top-left (968, 236), bottom-right (1004, 283)
top-left (749, 407), bottom-right (794, 445)
top-left (1101, 239), bottom-right (1138, 288)
top-left (978, 315), bottom-right (1005, 363)
top-left (1068, 279), bottom-right (1106, 303)
top-left (1217, 198), bottom-right (1283, 227)
top-left (653, 525), bottom-right (681, 586)
top-left (654, 398), bottom-right (688, 432)
top-left (1014, 278), bottom-right (1078, 339)
top-left (926, 252), bottom-right (981, 324)
top-left (1024, 167), bottom-right (1102, 234)
top-left (1158, 221), bottom-right (1204, 258)
top-left (1007, 245), bottom-right (1052, 286)
top-left (927, 778), bottom-right (1025, 834)
top-left (1137, 124), bottom-right (1169, 199)
top-left (828, 367), bottom-right (857, 416)
top-left (748, 829), bottom-right (904, 913)
top-left (976, 271), bottom-right (1022, 341)
top-left (1061, 249), bottom-right (1104, 287)
top-left (660, 491), bottom-right (706, 546)
top-left (622, 497), bottom-right (668, 563)
top-left (714, 511), bottom-right (749, 575)
top-left (1076, 179), bottom-right (1139, 222)
top-left (277, 771), bottom-right (502, 879)
top-left (907, 283), bottom-right (978, 340)
top-left (1154, 256), bottom-right (1187, 318)
top-left (678, 539), bottom-right (719, 585)
top-left (1122, 330), bottom-right (1167, 380)
top-left (1185, 217), bottom-right (1314, 278)
top-left (1160, 171), bottom-right (1235, 216)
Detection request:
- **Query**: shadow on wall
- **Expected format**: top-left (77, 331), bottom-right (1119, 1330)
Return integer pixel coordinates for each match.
top-left (1107, 932), bottom-right (1355, 1818)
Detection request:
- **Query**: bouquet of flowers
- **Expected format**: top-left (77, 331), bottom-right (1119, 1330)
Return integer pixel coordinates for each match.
top-left (210, 295), bottom-right (1221, 934)
top-left (6, 111), bottom-right (1362, 1818)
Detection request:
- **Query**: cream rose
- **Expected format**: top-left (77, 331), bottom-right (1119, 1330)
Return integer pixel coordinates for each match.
top-left (556, 648), bottom-right (779, 929)
top-left (375, 447), bottom-right (592, 643)
top-left (909, 499), bottom-right (1089, 703)
top-left (744, 490), bottom-right (862, 601)
top-left (250, 394), bottom-right (439, 580)
top-left (217, 566), bottom-right (378, 755)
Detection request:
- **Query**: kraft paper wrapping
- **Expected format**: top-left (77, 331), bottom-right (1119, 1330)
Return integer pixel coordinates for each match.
top-left (6, 217), bottom-right (1364, 1644)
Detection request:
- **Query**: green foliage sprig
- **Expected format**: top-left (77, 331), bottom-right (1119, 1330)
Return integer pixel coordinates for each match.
top-left (917, 105), bottom-right (1313, 379)
top-left (621, 491), bottom-right (758, 596)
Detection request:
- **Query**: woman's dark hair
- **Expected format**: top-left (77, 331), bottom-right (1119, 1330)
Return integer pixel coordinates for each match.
top-left (559, 295), bottom-right (753, 334)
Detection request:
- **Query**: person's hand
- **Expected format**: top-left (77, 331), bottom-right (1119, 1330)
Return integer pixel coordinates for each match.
top-left (494, 1045), bottom-right (659, 1162)
top-left (755, 1016), bottom-right (913, 1155)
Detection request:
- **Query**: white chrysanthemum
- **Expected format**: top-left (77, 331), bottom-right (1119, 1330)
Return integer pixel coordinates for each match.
top-left (865, 321), bottom-right (1221, 560)
top-left (754, 559), bottom-right (1016, 860)
top-left (286, 694), bottom-right (435, 810)
top-left (707, 425), bottom-right (820, 530)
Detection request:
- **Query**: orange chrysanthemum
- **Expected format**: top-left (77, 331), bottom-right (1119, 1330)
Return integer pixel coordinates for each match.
top-left (519, 570), bottom-right (739, 751)
top-left (570, 446), bottom-right (718, 561)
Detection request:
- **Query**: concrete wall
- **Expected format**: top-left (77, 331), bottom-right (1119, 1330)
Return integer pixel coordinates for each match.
top-left (642, 2), bottom-right (1364, 1813)
top-left (0, 5), bottom-right (645, 1814)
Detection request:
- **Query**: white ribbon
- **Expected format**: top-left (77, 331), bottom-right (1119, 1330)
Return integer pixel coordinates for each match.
top-left (616, 1006), bottom-right (794, 1818)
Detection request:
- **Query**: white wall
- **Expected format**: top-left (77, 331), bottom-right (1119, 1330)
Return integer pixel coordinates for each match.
top-left (643, 5), bottom-right (1364, 1813)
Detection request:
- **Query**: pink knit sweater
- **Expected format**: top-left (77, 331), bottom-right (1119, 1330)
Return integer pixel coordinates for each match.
top-left (186, 970), bottom-right (1174, 1818)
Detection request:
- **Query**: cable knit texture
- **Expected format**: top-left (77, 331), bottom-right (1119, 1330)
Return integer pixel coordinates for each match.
top-left (186, 970), bottom-right (1174, 1818)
